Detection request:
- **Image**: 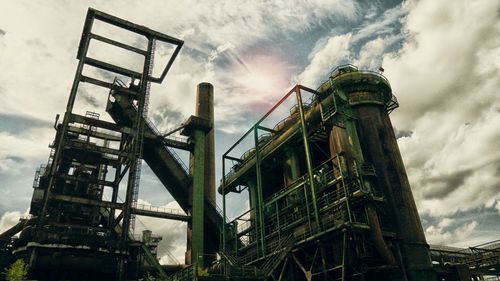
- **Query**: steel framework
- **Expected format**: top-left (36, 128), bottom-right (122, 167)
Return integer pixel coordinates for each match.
top-left (14, 8), bottom-right (186, 280)
top-left (218, 66), bottom-right (435, 281)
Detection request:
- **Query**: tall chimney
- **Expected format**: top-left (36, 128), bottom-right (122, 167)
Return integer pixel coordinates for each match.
top-left (195, 82), bottom-right (215, 202)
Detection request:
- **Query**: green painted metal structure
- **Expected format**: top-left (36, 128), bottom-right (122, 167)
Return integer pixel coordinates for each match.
top-left (0, 8), bottom-right (206, 280)
top-left (218, 65), bottom-right (436, 281)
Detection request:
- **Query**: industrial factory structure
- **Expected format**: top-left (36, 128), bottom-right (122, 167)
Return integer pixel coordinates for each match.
top-left (0, 8), bottom-right (499, 281)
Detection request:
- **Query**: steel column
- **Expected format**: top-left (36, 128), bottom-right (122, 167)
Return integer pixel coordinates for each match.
top-left (121, 36), bottom-right (154, 244)
top-left (295, 86), bottom-right (321, 231)
top-left (254, 126), bottom-right (267, 256)
top-left (39, 16), bottom-right (94, 223)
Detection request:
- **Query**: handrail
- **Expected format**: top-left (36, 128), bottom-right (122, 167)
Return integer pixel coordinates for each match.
top-left (273, 116), bottom-right (292, 131)
top-left (134, 203), bottom-right (187, 216)
top-left (324, 64), bottom-right (391, 87)
top-left (140, 113), bottom-right (190, 173)
top-left (330, 63), bottom-right (358, 76)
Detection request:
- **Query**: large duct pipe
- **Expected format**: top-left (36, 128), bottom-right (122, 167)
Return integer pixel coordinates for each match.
top-left (328, 122), bottom-right (395, 266)
top-left (328, 125), bottom-right (354, 176)
top-left (0, 220), bottom-right (25, 241)
top-left (366, 204), bottom-right (396, 265)
top-left (0, 217), bottom-right (36, 241)
top-left (188, 83), bottom-right (215, 200)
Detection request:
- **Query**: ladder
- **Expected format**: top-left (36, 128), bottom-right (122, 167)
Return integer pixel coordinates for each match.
top-left (130, 39), bottom-right (156, 234)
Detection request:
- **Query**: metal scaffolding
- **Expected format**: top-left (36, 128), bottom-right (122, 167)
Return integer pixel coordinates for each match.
top-left (218, 66), bottom-right (434, 281)
top-left (7, 8), bottom-right (185, 280)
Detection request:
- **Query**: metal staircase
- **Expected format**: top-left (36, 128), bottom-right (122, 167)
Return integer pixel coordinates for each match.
top-left (130, 38), bottom-right (155, 234)
top-left (260, 234), bottom-right (295, 277)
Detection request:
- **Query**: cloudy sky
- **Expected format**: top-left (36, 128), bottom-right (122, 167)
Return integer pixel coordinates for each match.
top-left (0, 0), bottom-right (499, 263)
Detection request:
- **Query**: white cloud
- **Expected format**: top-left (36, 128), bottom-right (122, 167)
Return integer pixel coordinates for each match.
top-left (0, 0), bottom-right (360, 127)
top-left (383, 0), bottom-right (500, 128)
top-left (384, 0), bottom-right (500, 216)
top-left (296, 33), bottom-right (352, 86)
top-left (399, 108), bottom-right (500, 215)
top-left (292, 0), bottom-right (500, 244)
top-left (425, 217), bottom-right (477, 246)
top-left (350, 3), bottom-right (407, 43)
top-left (0, 128), bottom-right (53, 173)
top-left (296, 3), bottom-right (407, 87)
top-left (0, 209), bottom-right (29, 234)
top-left (134, 200), bottom-right (187, 264)
top-left (355, 34), bottom-right (402, 70)
top-left (437, 218), bottom-right (454, 228)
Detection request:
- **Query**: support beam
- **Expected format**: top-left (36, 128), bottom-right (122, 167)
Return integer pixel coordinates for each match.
top-left (296, 86), bottom-right (321, 232)
top-left (52, 194), bottom-right (123, 209)
top-left (254, 126), bottom-right (267, 256)
top-left (131, 208), bottom-right (190, 221)
top-left (90, 33), bottom-right (148, 55)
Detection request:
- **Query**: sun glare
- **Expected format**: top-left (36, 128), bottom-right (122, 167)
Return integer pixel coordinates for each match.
top-left (233, 53), bottom-right (292, 99)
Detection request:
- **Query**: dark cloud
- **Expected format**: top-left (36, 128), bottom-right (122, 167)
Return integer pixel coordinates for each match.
top-left (421, 205), bottom-right (500, 246)
top-left (394, 128), bottom-right (413, 138)
top-left (150, 106), bottom-right (184, 130)
top-left (421, 169), bottom-right (474, 199)
top-left (78, 88), bottom-right (99, 108)
top-left (0, 29), bottom-right (5, 36)
top-left (0, 113), bottom-right (51, 135)
top-left (0, 167), bottom-right (36, 215)
top-left (5, 156), bottom-right (25, 163)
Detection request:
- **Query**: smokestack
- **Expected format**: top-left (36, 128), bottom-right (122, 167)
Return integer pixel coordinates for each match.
top-left (195, 82), bottom-right (215, 202)
top-left (186, 83), bottom-right (215, 264)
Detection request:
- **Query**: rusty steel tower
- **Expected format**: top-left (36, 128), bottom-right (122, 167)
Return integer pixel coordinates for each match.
top-left (0, 8), bottom-right (225, 280)
top-left (0, 8), bottom-right (209, 280)
top-left (25, 8), bottom-right (184, 280)
top-left (218, 65), bottom-right (436, 281)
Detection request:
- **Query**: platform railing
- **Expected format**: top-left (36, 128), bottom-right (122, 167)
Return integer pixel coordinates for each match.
top-left (134, 203), bottom-right (187, 216)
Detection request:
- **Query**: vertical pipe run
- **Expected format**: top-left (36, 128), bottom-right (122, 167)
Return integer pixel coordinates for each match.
top-left (342, 230), bottom-right (347, 281)
top-left (337, 156), bottom-right (353, 223)
top-left (247, 180), bottom-right (259, 241)
top-left (222, 158), bottom-right (226, 253)
top-left (283, 148), bottom-right (300, 187)
top-left (254, 126), bottom-right (266, 256)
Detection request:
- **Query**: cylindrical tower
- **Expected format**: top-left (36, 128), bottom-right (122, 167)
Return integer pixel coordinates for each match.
top-left (329, 66), bottom-right (435, 281)
top-left (195, 82), bottom-right (215, 202)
